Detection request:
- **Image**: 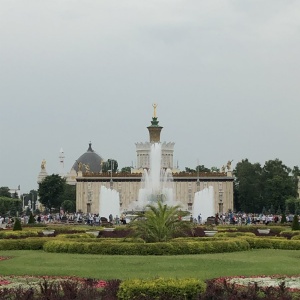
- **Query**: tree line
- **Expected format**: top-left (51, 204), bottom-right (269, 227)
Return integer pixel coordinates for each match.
top-left (234, 158), bottom-right (299, 214)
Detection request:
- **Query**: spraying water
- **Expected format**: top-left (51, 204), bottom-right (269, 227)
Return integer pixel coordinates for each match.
top-left (99, 186), bottom-right (120, 220)
top-left (131, 143), bottom-right (178, 210)
top-left (193, 186), bottom-right (215, 224)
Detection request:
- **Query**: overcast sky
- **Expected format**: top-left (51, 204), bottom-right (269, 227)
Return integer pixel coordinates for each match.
top-left (1, 0), bottom-right (300, 193)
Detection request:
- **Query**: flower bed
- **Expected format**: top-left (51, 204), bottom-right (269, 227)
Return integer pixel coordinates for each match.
top-left (0, 275), bottom-right (106, 290)
top-left (227, 275), bottom-right (300, 291)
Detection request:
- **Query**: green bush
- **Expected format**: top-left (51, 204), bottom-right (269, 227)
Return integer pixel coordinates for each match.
top-left (291, 215), bottom-right (300, 231)
top-left (279, 230), bottom-right (300, 238)
top-left (43, 239), bottom-right (250, 255)
top-left (0, 238), bottom-right (47, 250)
top-left (0, 230), bottom-right (38, 239)
top-left (28, 213), bottom-right (35, 224)
top-left (117, 277), bottom-right (206, 300)
top-left (291, 235), bottom-right (300, 240)
top-left (215, 232), bottom-right (255, 237)
top-left (13, 218), bottom-right (22, 231)
top-left (281, 213), bottom-right (287, 223)
top-left (242, 236), bottom-right (300, 250)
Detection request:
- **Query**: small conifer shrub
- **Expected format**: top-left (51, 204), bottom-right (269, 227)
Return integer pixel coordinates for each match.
top-left (28, 213), bottom-right (35, 224)
top-left (281, 213), bottom-right (287, 223)
top-left (13, 218), bottom-right (22, 231)
top-left (291, 215), bottom-right (300, 231)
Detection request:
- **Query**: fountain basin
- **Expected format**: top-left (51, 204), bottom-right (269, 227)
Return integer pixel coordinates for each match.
top-left (257, 229), bottom-right (270, 235)
top-left (42, 230), bottom-right (55, 236)
top-left (103, 228), bottom-right (115, 232)
top-left (86, 231), bottom-right (100, 237)
top-left (204, 230), bottom-right (218, 237)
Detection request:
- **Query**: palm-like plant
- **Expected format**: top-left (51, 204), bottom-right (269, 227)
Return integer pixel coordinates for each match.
top-left (130, 200), bottom-right (193, 242)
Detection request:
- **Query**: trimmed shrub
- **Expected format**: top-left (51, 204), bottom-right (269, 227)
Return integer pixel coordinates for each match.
top-left (242, 236), bottom-right (300, 250)
top-left (281, 213), bottom-right (287, 223)
top-left (291, 215), bottom-right (300, 231)
top-left (0, 230), bottom-right (38, 239)
top-left (43, 239), bottom-right (250, 255)
top-left (13, 218), bottom-right (22, 231)
top-left (0, 238), bottom-right (47, 250)
top-left (28, 213), bottom-right (35, 224)
top-left (117, 278), bottom-right (206, 300)
top-left (279, 230), bottom-right (300, 239)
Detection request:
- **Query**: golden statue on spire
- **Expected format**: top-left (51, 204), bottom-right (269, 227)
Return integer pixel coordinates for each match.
top-left (152, 103), bottom-right (158, 118)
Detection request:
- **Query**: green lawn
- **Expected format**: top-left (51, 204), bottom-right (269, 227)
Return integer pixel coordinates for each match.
top-left (0, 249), bottom-right (299, 280)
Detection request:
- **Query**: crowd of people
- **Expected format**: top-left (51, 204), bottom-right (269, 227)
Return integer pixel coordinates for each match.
top-left (0, 211), bottom-right (298, 228)
top-left (193, 212), bottom-right (298, 225)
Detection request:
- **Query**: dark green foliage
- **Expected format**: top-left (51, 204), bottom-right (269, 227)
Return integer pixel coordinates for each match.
top-left (0, 186), bottom-right (11, 197)
top-left (234, 159), bottom-right (262, 212)
top-left (291, 215), bottom-right (300, 231)
top-left (281, 213), bottom-right (287, 223)
top-left (61, 200), bottom-right (76, 213)
top-left (0, 238), bottom-right (46, 250)
top-left (234, 159), bottom-right (298, 213)
top-left (120, 166), bottom-right (132, 173)
top-left (129, 200), bottom-right (193, 242)
top-left (62, 185), bottom-right (76, 202)
top-left (28, 213), bottom-right (35, 224)
top-left (38, 174), bottom-right (66, 211)
top-left (13, 218), bottom-right (22, 231)
top-left (43, 239), bottom-right (250, 255)
top-left (0, 197), bottom-right (22, 216)
top-left (102, 159), bottom-right (118, 173)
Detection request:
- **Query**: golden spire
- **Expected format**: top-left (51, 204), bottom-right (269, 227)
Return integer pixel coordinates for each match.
top-left (152, 103), bottom-right (158, 118)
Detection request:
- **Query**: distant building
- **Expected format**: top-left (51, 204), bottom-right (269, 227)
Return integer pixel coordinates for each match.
top-left (74, 106), bottom-right (234, 215)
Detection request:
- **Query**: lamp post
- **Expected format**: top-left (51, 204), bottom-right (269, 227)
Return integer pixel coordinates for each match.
top-left (22, 194), bottom-right (27, 211)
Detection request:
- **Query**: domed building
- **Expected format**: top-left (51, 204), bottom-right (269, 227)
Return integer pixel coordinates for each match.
top-left (64, 143), bottom-right (104, 186)
top-left (72, 143), bottom-right (103, 174)
top-left (75, 106), bottom-right (234, 215)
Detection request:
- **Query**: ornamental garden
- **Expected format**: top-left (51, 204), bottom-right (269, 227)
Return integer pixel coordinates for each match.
top-left (0, 202), bottom-right (300, 299)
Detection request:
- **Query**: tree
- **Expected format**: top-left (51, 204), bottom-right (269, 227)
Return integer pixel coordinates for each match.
top-left (102, 159), bottom-right (118, 173)
top-left (0, 187), bottom-right (11, 198)
top-left (196, 165), bottom-right (210, 172)
top-left (130, 201), bottom-right (192, 242)
top-left (285, 197), bottom-right (300, 214)
top-left (121, 166), bottom-right (132, 174)
top-left (233, 159), bottom-right (262, 212)
top-left (38, 174), bottom-right (66, 212)
top-left (261, 159), bottom-right (296, 212)
top-left (185, 167), bottom-right (196, 173)
top-left (61, 200), bottom-right (76, 213)
top-left (62, 185), bottom-right (76, 202)
top-left (210, 166), bottom-right (219, 172)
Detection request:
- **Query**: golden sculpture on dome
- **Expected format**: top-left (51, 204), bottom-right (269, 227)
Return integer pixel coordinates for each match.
top-left (41, 159), bottom-right (46, 170)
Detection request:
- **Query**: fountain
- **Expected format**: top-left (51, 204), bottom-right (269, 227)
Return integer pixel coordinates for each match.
top-left (99, 186), bottom-right (120, 220)
top-left (129, 143), bottom-right (179, 211)
top-left (193, 186), bottom-right (215, 224)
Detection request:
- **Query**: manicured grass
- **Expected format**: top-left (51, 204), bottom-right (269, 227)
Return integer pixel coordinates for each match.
top-left (0, 249), bottom-right (299, 280)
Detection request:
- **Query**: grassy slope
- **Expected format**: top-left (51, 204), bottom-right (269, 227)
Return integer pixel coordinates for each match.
top-left (0, 249), bottom-right (299, 280)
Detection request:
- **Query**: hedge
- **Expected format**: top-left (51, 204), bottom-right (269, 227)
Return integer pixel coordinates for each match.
top-left (0, 231), bottom-right (39, 239)
top-left (279, 230), bottom-right (300, 238)
top-left (43, 239), bottom-right (250, 255)
top-left (117, 278), bottom-right (206, 300)
top-left (0, 238), bottom-right (47, 250)
top-left (241, 237), bottom-right (300, 250)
